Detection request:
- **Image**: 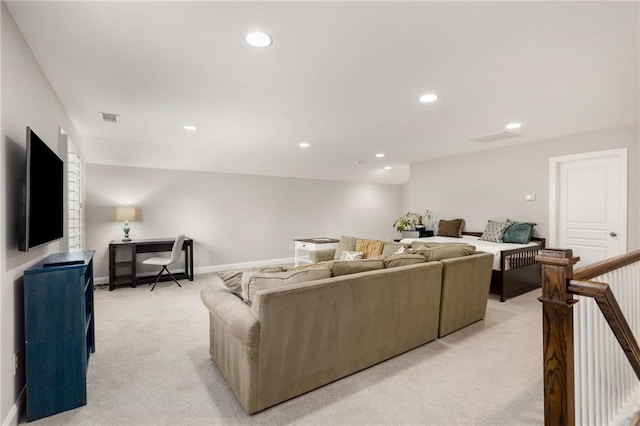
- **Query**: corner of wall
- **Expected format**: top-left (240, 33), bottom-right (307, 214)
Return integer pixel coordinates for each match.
top-left (1, 389), bottom-right (24, 426)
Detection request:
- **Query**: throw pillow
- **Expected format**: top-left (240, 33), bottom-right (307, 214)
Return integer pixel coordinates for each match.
top-left (333, 235), bottom-right (358, 260)
top-left (437, 219), bottom-right (465, 238)
top-left (503, 221), bottom-right (536, 244)
top-left (355, 239), bottom-right (384, 259)
top-left (479, 220), bottom-right (513, 243)
top-left (241, 267), bottom-right (332, 304)
top-left (392, 246), bottom-right (407, 255)
top-left (383, 254), bottom-right (426, 268)
top-left (218, 266), bottom-right (284, 297)
top-left (339, 250), bottom-right (364, 261)
top-left (333, 259), bottom-right (385, 277)
top-left (382, 242), bottom-right (407, 255)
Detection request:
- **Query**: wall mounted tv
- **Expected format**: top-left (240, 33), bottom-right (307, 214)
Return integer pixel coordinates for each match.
top-left (18, 127), bottom-right (64, 252)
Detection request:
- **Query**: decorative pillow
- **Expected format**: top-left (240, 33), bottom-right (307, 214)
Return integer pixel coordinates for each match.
top-left (339, 251), bottom-right (364, 261)
top-left (479, 220), bottom-right (513, 243)
top-left (218, 266), bottom-right (284, 297)
top-left (437, 219), bottom-right (465, 238)
top-left (383, 254), bottom-right (426, 268)
top-left (409, 244), bottom-right (476, 261)
top-left (382, 242), bottom-right (407, 256)
top-left (333, 235), bottom-right (358, 260)
top-left (392, 246), bottom-right (407, 255)
top-left (333, 259), bottom-right (384, 277)
top-left (503, 221), bottom-right (536, 244)
top-left (241, 267), bottom-right (332, 303)
top-left (355, 239), bottom-right (384, 259)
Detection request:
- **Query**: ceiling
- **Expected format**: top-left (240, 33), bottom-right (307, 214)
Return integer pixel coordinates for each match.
top-left (6, 1), bottom-right (639, 184)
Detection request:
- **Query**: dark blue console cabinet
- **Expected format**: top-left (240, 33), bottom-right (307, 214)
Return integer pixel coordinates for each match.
top-left (23, 250), bottom-right (95, 421)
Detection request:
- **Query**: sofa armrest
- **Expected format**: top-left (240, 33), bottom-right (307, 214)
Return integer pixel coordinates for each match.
top-left (438, 251), bottom-right (493, 337)
top-left (201, 279), bottom-right (260, 347)
top-left (310, 248), bottom-right (336, 263)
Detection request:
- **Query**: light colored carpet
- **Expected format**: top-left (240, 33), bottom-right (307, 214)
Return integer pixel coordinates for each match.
top-left (30, 274), bottom-right (545, 425)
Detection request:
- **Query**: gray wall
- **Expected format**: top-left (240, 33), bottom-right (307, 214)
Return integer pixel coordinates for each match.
top-left (406, 124), bottom-right (640, 250)
top-left (85, 164), bottom-right (404, 279)
top-left (1, 3), bottom-right (85, 423)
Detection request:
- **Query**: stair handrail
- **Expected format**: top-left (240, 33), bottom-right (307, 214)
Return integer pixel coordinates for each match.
top-left (536, 248), bottom-right (640, 426)
top-left (573, 250), bottom-right (640, 281)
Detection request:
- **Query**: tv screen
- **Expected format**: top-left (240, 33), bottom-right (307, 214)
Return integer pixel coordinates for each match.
top-left (19, 127), bottom-right (64, 251)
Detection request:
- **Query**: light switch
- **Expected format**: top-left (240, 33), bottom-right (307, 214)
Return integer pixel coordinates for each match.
top-left (525, 194), bottom-right (536, 201)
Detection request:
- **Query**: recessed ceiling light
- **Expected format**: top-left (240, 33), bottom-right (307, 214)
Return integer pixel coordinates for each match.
top-left (299, 142), bottom-right (310, 148)
top-left (245, 32), bottom-right (272, 48)
top-left (506, 122), bottom-right (522, 130)
top-left (419, 94), bottom-right (438, 103)
top-left (375, 153), bottom-right (385, 158)
top-left (183, 125), bottom-right (197, 131)
top-left (384, 166), bottom-right (392, 170)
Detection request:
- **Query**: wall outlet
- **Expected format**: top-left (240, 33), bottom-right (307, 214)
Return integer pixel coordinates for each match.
top-left (525, 194), bottom-right (536, 201)
top-left (13, 351), bottom-right (18, 376)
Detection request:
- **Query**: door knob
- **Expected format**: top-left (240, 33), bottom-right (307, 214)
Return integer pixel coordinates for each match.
top-left (610, 232), bottom-right (617, 237)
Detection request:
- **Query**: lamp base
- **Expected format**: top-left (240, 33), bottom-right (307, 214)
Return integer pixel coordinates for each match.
top-left (122, 220), bottom-right (131, 242)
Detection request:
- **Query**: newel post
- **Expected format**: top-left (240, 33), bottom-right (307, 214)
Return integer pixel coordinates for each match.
top-left (536, 249), bottom-right (580, 426)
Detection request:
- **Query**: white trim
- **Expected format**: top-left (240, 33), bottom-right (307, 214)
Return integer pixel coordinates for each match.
top-left (2, 387), bottom-right (25, 426)
top-left (93, 257), bottom-right (295, 285)
top-left (548, 148), bottom-right (628, 251)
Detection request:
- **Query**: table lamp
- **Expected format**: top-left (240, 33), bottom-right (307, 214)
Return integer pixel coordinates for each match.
top-left (115, 206), bottom-right (137, 242)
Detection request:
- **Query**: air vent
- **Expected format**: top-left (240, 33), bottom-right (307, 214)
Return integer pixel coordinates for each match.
top-left (470, 130), bottom-right (519, 143)
top-left (99, 112), bottom-right (120, 123)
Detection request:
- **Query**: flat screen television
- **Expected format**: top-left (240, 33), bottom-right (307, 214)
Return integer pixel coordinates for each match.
top-left (18, 127), bottom-right (64, 252)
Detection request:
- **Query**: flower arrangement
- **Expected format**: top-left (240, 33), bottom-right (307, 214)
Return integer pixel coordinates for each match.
top-left (393, 209), bottom-right (433, 232)
top-left (393, 212), bottom-right (423, 232)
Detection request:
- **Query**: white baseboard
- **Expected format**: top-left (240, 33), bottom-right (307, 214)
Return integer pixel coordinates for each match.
top-left (2, 387), bottom-right (25, 426)
top-left (94, 257), bottom-right (295, 285)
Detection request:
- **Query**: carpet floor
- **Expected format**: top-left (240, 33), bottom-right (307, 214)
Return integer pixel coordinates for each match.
top-left (30, 273), bottom-right (545, 425)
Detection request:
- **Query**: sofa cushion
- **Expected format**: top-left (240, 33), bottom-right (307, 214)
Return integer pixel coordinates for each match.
top-left (383, 254), bottom-right (426, 268)
top-left (409, 244), bottom-right (476, 261)
top-left (333, 235), bottom-right (358, 260)
top-left (437, 219), bottom-right (465, 238)
top-left (332, 259), bottom-right (385, 277)
top-left (355, 239), bottom-right (384, 259)
top-left (218, 266), bottom-right (284, 297)
top-left (479, 220), bottom-right (513, 243)
top-left (503, 221), bottom-right (536, 244)
top-left (285, 262), bottom-right (332, 271)
top-left (382, 242), bottom-right (408, 255)
top-left (411, 241), bottom-right (468, 249)
top-left (241, 267), bottom-right (332, 304)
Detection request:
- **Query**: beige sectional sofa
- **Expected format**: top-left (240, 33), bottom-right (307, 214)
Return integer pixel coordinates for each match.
top-left (200, 237), bottom-right (493, 414)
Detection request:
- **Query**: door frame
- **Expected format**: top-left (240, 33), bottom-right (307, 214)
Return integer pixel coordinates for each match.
top-left (549, 148), bottom-right (627, 251)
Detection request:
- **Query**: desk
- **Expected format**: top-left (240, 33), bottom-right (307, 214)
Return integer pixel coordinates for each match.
top-left (108, 238), bottom-right (194, 291)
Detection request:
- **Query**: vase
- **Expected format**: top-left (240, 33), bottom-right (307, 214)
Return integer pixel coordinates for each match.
top-left (401, 230), bottom-right (420, 239)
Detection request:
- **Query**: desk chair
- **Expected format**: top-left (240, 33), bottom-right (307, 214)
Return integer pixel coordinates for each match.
top-left (143, 234), bottom-right (186, 291)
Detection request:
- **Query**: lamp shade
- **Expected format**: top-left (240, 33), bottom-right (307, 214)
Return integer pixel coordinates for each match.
top-left (115, 206), bottom-right (137, 221)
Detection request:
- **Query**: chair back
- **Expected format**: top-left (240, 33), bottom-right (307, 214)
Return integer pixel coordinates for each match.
top-left (169, 234), bottom-right (186, 264)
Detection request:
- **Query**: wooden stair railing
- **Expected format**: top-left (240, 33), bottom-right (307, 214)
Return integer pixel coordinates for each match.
top-left (537, 249), bottom-right (640, 426)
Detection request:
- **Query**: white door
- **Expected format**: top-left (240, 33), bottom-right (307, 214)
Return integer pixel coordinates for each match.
top-left (550, 149), bottom-right (627, 267)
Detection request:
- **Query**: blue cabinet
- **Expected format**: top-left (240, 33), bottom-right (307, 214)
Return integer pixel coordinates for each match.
top-left (23, 251), bottom-right (95, 421)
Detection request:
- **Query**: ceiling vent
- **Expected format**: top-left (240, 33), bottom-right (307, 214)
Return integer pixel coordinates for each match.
top-left (99, 112), bottom-right (120, 123)
top-left (470, 130), bottom-right (519, 143)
